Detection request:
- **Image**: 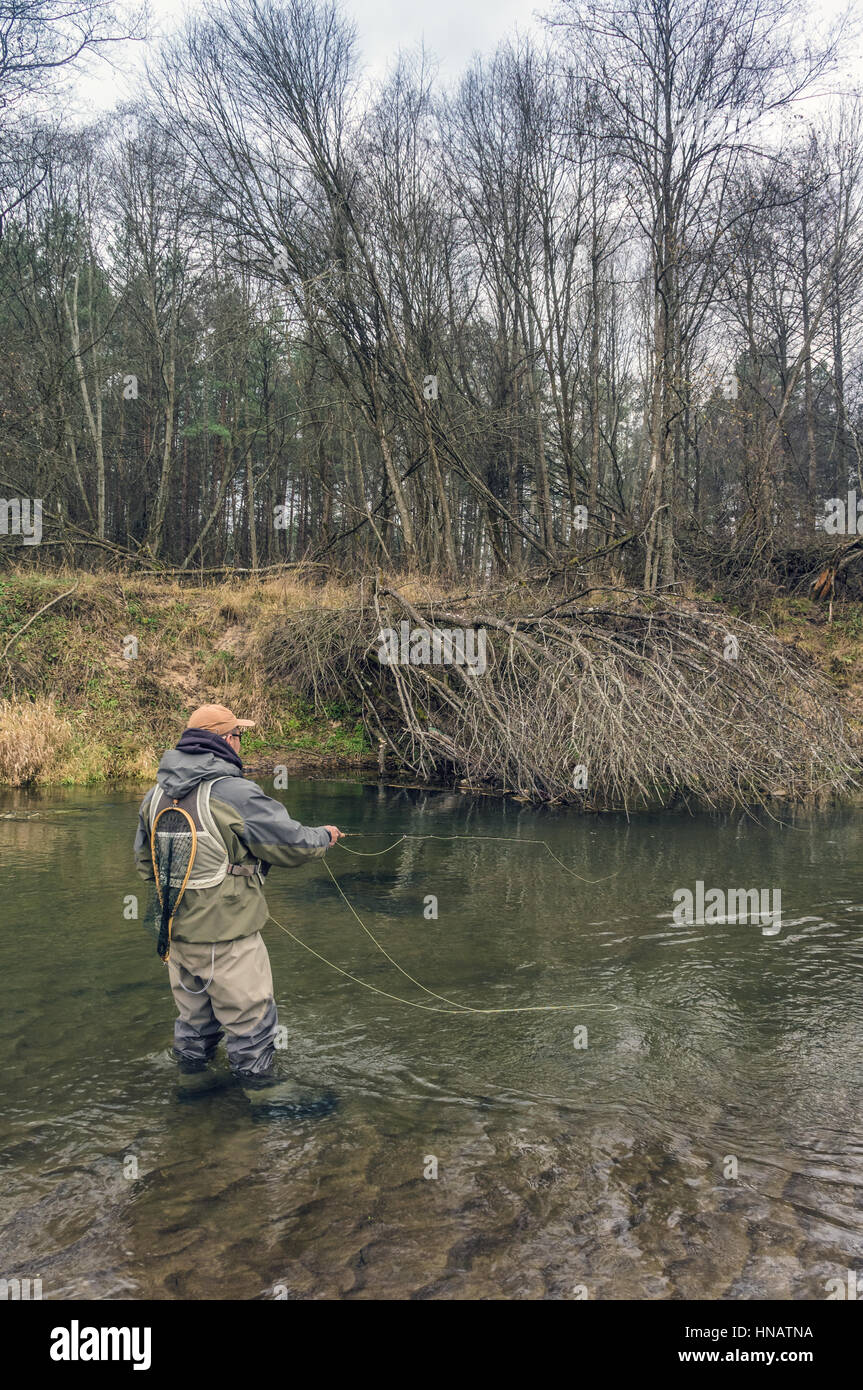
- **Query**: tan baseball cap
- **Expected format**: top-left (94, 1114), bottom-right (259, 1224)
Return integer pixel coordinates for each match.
top-left (186, 704), bottom-right (256, 735)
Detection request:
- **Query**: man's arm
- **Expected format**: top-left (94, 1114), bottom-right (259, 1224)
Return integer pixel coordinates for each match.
top-left (220, 779), bottom-right (337, 868)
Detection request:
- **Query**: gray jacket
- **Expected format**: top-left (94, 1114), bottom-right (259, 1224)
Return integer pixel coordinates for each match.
top-left (134, 749), bottom-right (331, 943)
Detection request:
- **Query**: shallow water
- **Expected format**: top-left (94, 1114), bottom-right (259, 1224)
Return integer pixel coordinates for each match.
top-left (1, 780), bottom-right (861, 1300)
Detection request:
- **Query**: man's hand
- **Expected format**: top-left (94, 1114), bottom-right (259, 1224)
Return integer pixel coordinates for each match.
top-left (324, 825), bottom-right (344, 844)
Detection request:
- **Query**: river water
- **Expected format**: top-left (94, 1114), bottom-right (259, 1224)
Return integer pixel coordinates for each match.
top-left (1, 779), bottom-right (861, 1300)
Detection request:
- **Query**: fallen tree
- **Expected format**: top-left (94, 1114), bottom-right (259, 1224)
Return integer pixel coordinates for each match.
top-left (259, 581), bottom-right (861, 809)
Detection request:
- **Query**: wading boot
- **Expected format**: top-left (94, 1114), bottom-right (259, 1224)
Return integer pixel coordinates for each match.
top-left (175, 1057), bottom-right (227, 1100)
top-left (238, 1069), bottom-right (337, 1118)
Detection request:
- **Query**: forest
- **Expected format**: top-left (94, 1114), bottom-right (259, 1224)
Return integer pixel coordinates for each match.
top-left (1, 0), bottom-right (861, 600)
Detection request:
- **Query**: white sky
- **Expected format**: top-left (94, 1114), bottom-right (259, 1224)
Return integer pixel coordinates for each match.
top-left (68, 0), bottom-right (548, 116)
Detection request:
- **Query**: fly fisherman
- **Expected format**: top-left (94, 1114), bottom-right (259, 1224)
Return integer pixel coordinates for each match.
top-left (134, 704), bottom-right (344, 1112)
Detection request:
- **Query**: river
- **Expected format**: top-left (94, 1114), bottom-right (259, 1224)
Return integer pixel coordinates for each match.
top-left (1, 779), bottom-right (861, 1299)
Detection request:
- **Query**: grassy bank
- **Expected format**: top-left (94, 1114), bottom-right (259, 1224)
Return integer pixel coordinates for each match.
top-left (1, 566), bottom-right (862, 801)
top-left (0, 569), bottom-right (383, 785)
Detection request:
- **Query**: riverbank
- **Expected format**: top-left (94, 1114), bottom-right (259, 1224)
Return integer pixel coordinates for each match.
top-left (1, 566), bottom-right (862, 803)
top-left (0, 568), bottom-right (419, 785)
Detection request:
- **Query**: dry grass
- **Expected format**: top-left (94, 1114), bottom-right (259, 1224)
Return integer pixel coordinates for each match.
top-left (0, 698), bottom-right (73, 785)
top-left (0, 566), bottom-right (377, 783)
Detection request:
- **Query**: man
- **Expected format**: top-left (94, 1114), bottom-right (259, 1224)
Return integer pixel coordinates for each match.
top-left (134, 703), bottom-right (343, 1112)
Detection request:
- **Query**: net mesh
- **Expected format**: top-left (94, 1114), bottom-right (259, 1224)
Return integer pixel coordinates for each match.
top-left (151, 807), bottom-right (195, 961)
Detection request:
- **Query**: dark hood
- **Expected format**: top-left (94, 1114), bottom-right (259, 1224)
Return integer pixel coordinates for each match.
top-left (156, 729), bottom-right (243, 800)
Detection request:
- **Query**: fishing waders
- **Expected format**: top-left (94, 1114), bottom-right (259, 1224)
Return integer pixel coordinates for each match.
top-left (139, 728), bottom-right (338, 1119)
top-left (167, 934), bottom-right (335, 1115)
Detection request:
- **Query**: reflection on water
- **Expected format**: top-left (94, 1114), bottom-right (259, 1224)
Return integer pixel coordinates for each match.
top-left (0, 781), bottom-right (861, 1300)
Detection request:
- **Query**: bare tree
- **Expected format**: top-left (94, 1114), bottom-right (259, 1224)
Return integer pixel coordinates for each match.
top-left (549, 0), bottom-right (848, 589)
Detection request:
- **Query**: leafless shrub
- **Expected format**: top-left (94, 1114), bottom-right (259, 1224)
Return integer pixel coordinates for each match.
top-left (259, 585), bottom-right (860, 808)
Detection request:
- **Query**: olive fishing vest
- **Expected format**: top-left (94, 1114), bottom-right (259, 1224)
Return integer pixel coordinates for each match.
top-left (148, 778), bottom-right (262, 889)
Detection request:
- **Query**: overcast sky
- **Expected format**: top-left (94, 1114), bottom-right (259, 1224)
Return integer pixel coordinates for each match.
top-left (63, 0), bottom-right (862, 125)
top-left (69, 0), bottom-right (548, 115)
